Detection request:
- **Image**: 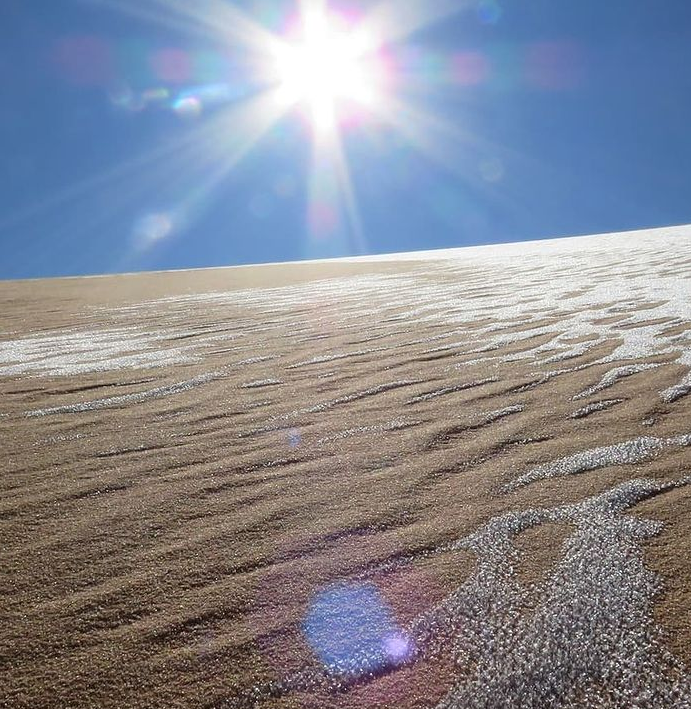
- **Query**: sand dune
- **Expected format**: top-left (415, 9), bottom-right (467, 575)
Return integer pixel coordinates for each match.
top-left (1, 225), bottom-right (690, 708)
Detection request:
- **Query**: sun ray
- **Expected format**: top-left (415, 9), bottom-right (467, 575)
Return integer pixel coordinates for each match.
top-left (5, 82), bottom-right (291, 275)
top-left (84, 0), bottom-right (284, 56)
top-left (118, 86), bottom-right (293, 264)
top-left (0, 88), bottom-right (257, 236)
top-left (326, 128), bottom-right (367, 255)
top-left (171, 86), bottom-right (293, 200)
top-left (0, 117), bottom-right (208, 235)
top-left (306, 131), bottom-right (366, 255)
top-left (357, 0), bottom-right (470, 48)
top-left (40, 0), bottom-right (509, 272)
top-left (370, 93), bottom-right (502, 175)
top-left (152, 0), bottom-right (286, 55)
top-left (78, 0), bottom-right (231, 49)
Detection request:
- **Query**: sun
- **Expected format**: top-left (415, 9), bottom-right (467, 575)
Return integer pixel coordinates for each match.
top-left (90, 0), bottom-right (467, 260)
top-left (272, 8), bottom-right (387, 131)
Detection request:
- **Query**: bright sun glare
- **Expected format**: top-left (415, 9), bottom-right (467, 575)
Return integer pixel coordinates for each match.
top-left (61, 0), bottom-right (468, 257)
top-left (274, 9), bottom-right (386, 131)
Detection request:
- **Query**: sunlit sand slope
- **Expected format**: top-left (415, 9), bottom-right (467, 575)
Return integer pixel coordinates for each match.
top-left (2, 225), bottom-right (691, 708)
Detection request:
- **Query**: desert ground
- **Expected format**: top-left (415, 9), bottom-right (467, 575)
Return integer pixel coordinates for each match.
top-left (1, 225), bottom-right (691, 708)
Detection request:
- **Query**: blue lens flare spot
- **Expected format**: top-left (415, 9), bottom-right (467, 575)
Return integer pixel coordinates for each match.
top-left (303, 582), bottom-right (412, 676)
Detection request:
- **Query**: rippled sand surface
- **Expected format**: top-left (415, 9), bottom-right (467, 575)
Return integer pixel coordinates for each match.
top-left (2, 226), bottom-right (691, 708)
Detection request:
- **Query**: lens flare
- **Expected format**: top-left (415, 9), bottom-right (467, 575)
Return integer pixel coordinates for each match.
top-left (133, 211), bottom-right (174, 249)
top-left (303, 582), bottom-right (412, 676)
top-left (173, 95), bottom-right (203, 119)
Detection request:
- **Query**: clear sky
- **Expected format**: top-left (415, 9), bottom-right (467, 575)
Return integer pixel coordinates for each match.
top-left (2, 0), bottom-right (691, 279)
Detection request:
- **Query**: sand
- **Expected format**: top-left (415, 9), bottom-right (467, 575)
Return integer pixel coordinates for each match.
top-left (1, 225), bottom-right (690, 708)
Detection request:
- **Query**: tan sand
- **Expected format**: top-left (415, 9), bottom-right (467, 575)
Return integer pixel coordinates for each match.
top-left (1, 225), bottom-right (690, 708)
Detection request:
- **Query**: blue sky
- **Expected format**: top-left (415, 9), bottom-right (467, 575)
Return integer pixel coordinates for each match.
top-left (1, 0), bottom-right (690, 279)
